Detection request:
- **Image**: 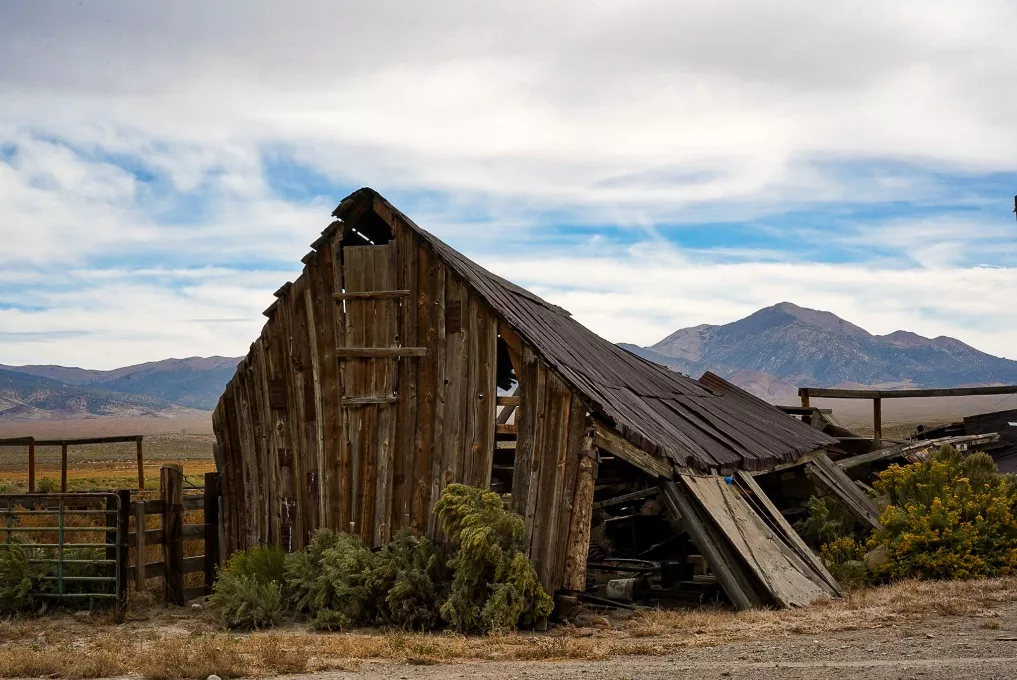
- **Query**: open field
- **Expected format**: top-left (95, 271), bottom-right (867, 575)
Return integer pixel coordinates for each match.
top-left (0, 413), bottom-right (214, 438)
top-left (2, 578), bottom-right (1017, 679)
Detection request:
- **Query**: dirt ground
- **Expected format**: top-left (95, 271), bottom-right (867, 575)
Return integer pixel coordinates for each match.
top-left (5, 578), bottom-right (1017, 680)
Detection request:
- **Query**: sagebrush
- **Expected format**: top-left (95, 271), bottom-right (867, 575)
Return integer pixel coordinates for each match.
top-left (208, 545), bottom-right (286, 628)
top-left (213, 484), bottom-right (552, 633)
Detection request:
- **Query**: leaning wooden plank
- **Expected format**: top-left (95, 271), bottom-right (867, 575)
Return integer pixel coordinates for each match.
top-left (734, 470), bottom-right (842, 596)
top-left (439, 278), bottom-right (468, 501)
top-left (511, 345), bottom-right (540, 518)
top-left (593, 422), bottom-right (673, 478)
top-left (661, 480), bottom-right (757, 610)
top-left (550, 396), bottom-right (586, 593)
top-left (806, 452), bottom-right (882, 531)
top-left (682, 475), bottom-right (834, 608)
top-left (562, 434), bottom-right (597, 592)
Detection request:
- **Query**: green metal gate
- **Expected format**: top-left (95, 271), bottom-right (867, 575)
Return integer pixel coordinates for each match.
top-left (1, 492), bottom-right (128, 608)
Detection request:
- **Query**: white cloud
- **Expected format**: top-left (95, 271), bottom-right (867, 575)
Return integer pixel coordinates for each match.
top-left (0, 1), bottom-right (1015, 369)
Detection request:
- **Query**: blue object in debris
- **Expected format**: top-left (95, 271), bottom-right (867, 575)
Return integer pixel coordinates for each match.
top-left (724, 475), bottom-right (734, 484)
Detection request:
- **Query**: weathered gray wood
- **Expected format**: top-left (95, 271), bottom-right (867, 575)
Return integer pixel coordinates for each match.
top-left (336, 347), bottom-right (428, 357)
top-left (563, 436), bottom-right (597, 592)
top-left (593, 422), bottom-right (673, 478)
top-left (734, 470), bottom-right (842, 595)
top-left (334, 290), bottom-right (410, 300)
top-left (682, 474), bottom-right (834, 608)
top-left (800, 385), bottom-right (1017, 400)
top-left (806, 452), bottom-right (882, 531)
top-left (661, 480), bottom-right (757, 610)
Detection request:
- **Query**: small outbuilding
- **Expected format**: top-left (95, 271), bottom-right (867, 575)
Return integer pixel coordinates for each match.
top-left (213, 188), bottom-right (840, 608)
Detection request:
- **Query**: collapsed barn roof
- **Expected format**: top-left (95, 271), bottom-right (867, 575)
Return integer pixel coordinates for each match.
top-left (334, 188), bottom-right (836, 472)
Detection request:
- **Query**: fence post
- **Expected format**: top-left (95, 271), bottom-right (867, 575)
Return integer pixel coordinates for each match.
top-left (116, 490), bottom-right (130, 609)
top-left (135, 500), bottom-right (147, 593)
top-left (161, 465), bottom-right (184, 606)
top-left (203, 471), bottom-right (221, 594)
top-left (27, 440), bottom-right (35, 493)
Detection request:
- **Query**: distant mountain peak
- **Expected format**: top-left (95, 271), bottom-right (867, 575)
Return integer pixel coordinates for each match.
top-left (640, 302), bottom-right (1017, 392)
top-left (749, 302), bottom-right (870, 337)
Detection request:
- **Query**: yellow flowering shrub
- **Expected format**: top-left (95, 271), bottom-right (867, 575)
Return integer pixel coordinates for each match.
top-left (869, 446), bottom-right (1017, 580)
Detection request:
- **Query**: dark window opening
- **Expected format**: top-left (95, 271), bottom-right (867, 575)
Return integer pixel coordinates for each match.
top-left (342, 209), bottom-right (393, 246)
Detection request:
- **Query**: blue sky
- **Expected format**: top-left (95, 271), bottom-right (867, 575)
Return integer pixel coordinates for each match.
top-left (1, 1), bottom-right (1016, 369)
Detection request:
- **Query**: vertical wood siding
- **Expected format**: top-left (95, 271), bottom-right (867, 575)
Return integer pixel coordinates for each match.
top-left (213, 214), bottom-right (590, 595)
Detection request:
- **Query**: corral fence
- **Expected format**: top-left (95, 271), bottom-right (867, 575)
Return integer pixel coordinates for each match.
top-left (1, 465), bottom-right (222, 609)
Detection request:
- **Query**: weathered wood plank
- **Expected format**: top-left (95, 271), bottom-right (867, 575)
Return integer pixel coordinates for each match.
top-left (593, 422), bottom-right (673, 478)
top-left (394, 228), bottom-right (419, 534)
top-left (512, 345), bottom-right (540, 518)
top-left (522, 359), bottom-right (548, 549)
top-left (303, 272), bottom-right (326, 530)
top-left (682, 474), bottom-right (834, 608)
top-left (563, 433), bottom-right (597, 592)
top-left (438, 277), bottom-right (467, 505)
top-left (420, 247), bottom-right (446, 535)
top-left (734, 470), bottom-right (842, 596)
top-left (333, 289), bottom-right (411, 300)
top-left (335, 347), bottom-right (428, 358)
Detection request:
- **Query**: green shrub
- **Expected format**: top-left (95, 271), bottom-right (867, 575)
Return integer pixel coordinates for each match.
top-left (796, 495), bottom-right (864, 549)
top-left (869, 446), bottom-right (1017, 580)
top-left (35, 478), bottom-right (59, 494)
top-left (434, 484), bottom-right (553, 632)
top-left (281, 485), bottom-right (552, 633)
top-left (0, 543), bottom-right (43, 614)
top-left (209, 545), bottom-right (286, 628)
top-left (374, 530), bottom-right (445, 630)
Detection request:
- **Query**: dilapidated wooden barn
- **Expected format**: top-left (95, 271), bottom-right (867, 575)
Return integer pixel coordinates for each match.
top-left (213, 188), bottom-right (841, 607)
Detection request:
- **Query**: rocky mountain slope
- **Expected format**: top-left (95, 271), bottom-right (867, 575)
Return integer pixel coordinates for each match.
top-left (631, 302), bottom-right (1017, 394)
top-left (0, 357), bottom-right (242, 420)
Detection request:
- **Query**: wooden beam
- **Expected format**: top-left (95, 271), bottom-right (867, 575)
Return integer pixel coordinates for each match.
top-left (136, 438), bottom-right (145, 491)
top-left (837, 433), bottom-right (999, 471)
top-left (0, 437), bottom-right (34, 446)
top-left (562, 437), bottom-right (598, 592)
top-left (340, 396), bottom-right (399, 406)
top-left (27, 440), bottom-right (35, 494)
top-left (800, 389), bottom-right (810, 408)
top-left (797, 385), bottom-right (1017, 400)
top-left (60, 443), bottom-right (68, 493)
top-left (496, 424), bottom-right (518, 434)
top-left (336, 347), bottom-right (427, 358)
top-left (34, 435), bottom-right (144, 446)
top-left (496, 395), bottom-right (520, 407)
top-left (593, 422), bottom-right (673, 479)
top-left (873, 397), bottom-right (882, 446)
top-left (333, 290), bottom-right (411, 301)
top-left (592, 487), bottom-right (659, 510)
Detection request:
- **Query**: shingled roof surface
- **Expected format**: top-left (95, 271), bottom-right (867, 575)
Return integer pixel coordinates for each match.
top-left (334, 188), bottom-right (837, 472)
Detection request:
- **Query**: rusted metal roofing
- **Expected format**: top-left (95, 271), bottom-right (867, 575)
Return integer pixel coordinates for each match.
top-left (334, 188), bottom-right (837, 472)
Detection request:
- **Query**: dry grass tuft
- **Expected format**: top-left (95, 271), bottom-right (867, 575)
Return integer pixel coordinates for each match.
top-left (3, 577), bottom-right (1017, 678)
top-left (135, 634), bottom-right (251, 680)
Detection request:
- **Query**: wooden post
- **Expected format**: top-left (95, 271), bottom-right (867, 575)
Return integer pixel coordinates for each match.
top-left (27, 441), bottom-right (35, 493)
top-left (135, 501), bottom-right (147, 593)
top-left (161, 465), bottom-right (184, 606)
top-left (116, 490), bottom-right (130, 608)
top-left (60, 443), bottom-right (68, 493)
top-left (800, 389), bottom-right (810, 408)
top-left (562, 434), bottom-right (598, 593)
top-left (203, 471), bottom-right (221, 594)
top-left (873, 398), bottom-right (882, 446)
top-left (136, 438), bottom-right (145, 490)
